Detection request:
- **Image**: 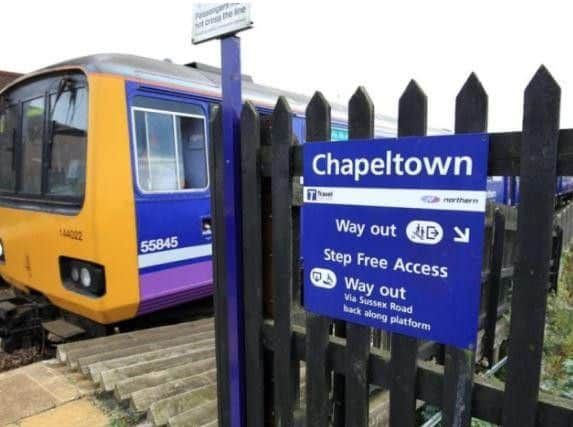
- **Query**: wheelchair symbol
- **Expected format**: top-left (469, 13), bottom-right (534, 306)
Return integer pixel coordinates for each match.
top-left (310, 268), bottom-right (337, 289)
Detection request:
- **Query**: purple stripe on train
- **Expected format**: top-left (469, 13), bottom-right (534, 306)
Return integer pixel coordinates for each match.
top-left (137, 260), bottom-right (213, 315)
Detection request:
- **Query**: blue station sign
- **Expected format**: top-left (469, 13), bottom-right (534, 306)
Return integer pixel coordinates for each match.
top-left (302, 134), bottom-right (489, 349)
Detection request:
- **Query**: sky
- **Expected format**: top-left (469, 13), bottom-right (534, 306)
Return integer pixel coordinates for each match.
top-left (2, 0), bottom-right (572, 131)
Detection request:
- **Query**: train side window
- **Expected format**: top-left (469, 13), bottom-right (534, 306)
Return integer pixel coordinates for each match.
top-left (20, 97), bottom-right (44, 195)
top-left (47, 88), bottom-right (88, 197)
top-left (176, 115), bottom-right (208, 190)
top-left (133, 110), bottom-right (150, 189)
top-left (133, 108), bottom-right (208, 193)
top-left (135, 111), bottom-right (179, 192)
top-left (0, 106), bottom-right (18, 192)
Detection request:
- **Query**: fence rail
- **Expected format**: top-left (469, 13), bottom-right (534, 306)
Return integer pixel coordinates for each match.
top-left (211, 66), bottom-right (573, 426)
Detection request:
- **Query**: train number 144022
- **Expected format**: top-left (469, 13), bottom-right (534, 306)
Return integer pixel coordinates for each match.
top-left (140, 236), bottom-right (179, 254)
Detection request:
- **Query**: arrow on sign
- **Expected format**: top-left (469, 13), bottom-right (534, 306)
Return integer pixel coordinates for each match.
top-left (453, 226), bottom-right (470, 243)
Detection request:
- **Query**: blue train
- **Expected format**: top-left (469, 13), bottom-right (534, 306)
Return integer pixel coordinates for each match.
top-left (486, 176), bottom-right (573, 205)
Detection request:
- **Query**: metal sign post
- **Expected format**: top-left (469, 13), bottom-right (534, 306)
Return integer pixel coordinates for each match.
top-left (220, 35), bottom-right (244, 426)
top-left (193, 4), bottom-right (253, 426)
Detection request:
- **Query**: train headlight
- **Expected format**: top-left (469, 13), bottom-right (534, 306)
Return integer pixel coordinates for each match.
top-left (80, 267), bottom-right (92, 288)
top-left (0, 240), bottom-right (4, 262)
top-left (70, 266), bottom-right (80, 282)
top-left (59, 257), bottom-right (106, 297)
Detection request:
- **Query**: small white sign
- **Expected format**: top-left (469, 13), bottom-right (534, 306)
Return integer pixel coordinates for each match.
top-left (310, 268), bottom-right (337, 289)
top-left (192, 3), bottom-right (252, 44)
top-left (406, 220), bottom-right (444, 245)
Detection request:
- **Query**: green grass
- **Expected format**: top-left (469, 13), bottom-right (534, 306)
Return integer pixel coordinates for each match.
top-left (89, 392), bottom-right (144, 427)
top-left (540, 249), bottom-right (573, 399)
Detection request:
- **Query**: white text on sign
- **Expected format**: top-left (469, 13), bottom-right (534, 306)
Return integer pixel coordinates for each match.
top-left (311, 151), bottom-right (473, 182)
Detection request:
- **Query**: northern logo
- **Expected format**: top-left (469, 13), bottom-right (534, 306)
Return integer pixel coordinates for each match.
top-left (421, 195), bottom-right (441, 203)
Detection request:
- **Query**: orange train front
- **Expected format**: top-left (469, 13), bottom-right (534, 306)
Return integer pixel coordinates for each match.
top-left (0, 65), bottom-right (142, 324)
top-left (0, 54), bottom-right (400, 327)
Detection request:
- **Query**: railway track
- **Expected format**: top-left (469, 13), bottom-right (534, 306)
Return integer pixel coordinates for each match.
top-left (0, 282), bottom-right (46, 354)
top-left (0, 276), bottom-right (213, 355)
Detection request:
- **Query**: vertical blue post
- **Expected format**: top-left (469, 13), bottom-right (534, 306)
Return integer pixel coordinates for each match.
top-left (221, 35), bottom-right (245, 427)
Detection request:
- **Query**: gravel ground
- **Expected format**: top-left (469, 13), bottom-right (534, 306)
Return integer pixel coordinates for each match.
top-left (0, 287), bottom-right (14, 300)
top-left (0, 346), bottom-right (44, 373)
top-left (0, 282), bottom-right (46, 372)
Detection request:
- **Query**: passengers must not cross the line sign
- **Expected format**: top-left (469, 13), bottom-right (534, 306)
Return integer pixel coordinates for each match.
top-left (302, 134), bottom-right (489, 349)
top-left (192, 3), bottom-right (253, 44)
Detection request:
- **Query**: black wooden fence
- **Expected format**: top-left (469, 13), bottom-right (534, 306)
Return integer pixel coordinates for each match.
top-left (211, 67), bottom-right (573, 426)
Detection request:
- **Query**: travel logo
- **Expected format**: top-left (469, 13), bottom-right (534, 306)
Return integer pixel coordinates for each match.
top-left (305, 188), bottom-right (334, 202)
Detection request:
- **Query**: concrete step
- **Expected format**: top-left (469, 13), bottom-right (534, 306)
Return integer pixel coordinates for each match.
top-left (42, 319), bottom-right (86, 339)
top-left (168, 400), bottom-right (218, 427)
top-left (55, 317), bottom-right (218, 425)
top-left (77, 329), bottom-right (214, 374)
top-left (46, 362), bottom-right (100, 396)
top-left (88, 338), bottom-right (215, 384)
top-left (118, 359), bottom-right (215, 404)
top-left (51, 316), bottom-right (417, 427)
top-left (148, 384), bottom-right (217, 426)
top-left (61, 322), bottom-right (210, 367)
top-left (368, 391), bottom-right (390, 426)
top-left (127, 368), bottom-right (216, 412)
top-left (100, 345), bottom-right (215, 391)
top-left (61, 319), bottom-right (213, 367)
top-left (57, 319), bottom-right (210, 360)
top-left (116, 357), bottom-right (216, 403)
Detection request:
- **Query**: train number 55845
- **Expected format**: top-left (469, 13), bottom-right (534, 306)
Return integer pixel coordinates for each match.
top-left (140, 237), bottom-right (179, 254)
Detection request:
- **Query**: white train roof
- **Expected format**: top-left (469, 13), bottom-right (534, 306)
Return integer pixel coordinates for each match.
top-left (8, 53), bottom-right (449, 137)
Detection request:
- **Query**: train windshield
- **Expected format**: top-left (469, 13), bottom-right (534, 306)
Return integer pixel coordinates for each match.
top-left (0, 72), bottom-right (88, 209)
top-left (47, 87), bottom-right (88, 197)
top-left (21, 97), bottom-right (45, 194)
top-left (0, 105), bottom-right (18, 192)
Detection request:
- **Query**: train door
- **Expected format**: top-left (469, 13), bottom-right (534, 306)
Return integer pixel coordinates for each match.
top-left (126, 83), bottom-right (213, 314)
